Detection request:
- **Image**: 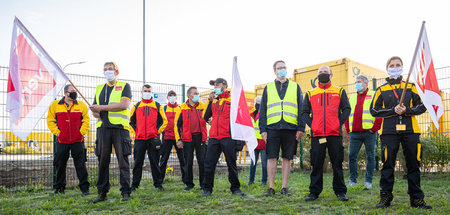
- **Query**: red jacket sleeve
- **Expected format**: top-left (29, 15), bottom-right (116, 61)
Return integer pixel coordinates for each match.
top-left (344, 118), bottom-right (350, 134)
top-left (370, 118), bottom-right (383, 133)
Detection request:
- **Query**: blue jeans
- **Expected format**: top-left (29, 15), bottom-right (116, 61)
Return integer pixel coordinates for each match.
top-left (348, 132), bottom-right (377, 184)
top-left (249, 149), bottom-right (267, 184)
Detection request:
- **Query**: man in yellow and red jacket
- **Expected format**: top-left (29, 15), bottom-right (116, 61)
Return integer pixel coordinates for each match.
top-left (175, 86), bottom-right (207, 191)
top-left (202, 78), bottom-right (245, 197)
top-left (47, 84), bottom-right (90, 195)
top-left (130, 84), bottom-right (168, 191)
top-left (159, 90), bottom-right (187, 185)
top-left (301, 65), bottom-right (351, 202)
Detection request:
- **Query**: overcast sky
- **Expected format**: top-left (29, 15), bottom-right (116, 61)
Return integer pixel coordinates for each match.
top-left (1, 0), bottom-right (449, 91)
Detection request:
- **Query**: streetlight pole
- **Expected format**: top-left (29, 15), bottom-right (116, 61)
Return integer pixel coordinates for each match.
top-left (143, 0), bottom-right (146, 84)
top-left (63, 61), bottom-right (86, 71)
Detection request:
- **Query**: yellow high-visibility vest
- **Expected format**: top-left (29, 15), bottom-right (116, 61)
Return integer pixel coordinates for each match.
top-left (95, 81), bottom-right (130, 128)
top-left (266, 81), bottom-right (298, 125)
top-left (252, 116), bottom-right (262, 139)
top-left (348, 90), bottom-right (375, 132)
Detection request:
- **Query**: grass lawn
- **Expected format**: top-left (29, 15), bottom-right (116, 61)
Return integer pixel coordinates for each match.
top-left (1, 169), bottom-right (448, 214)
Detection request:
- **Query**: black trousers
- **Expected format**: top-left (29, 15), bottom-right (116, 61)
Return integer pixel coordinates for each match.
top-left (53, 141), bottom-right (89, 192)
top-left (309, 136), bottom-right (346, 195)
top-left (380, 134), bottom-right (424, 199)
top-left (203, 137), bottom-right (240, 193)
top-left (96, 128), bottom-right (132, 195)
top-left (183, 134), bottom-right (206, 188)
top-left (159, 139), bottom-right (187, 184)
top-left (132, 139), bottom-right (162, 188)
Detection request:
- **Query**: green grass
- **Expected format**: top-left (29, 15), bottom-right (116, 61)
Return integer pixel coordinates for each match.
top-left (0, 170), bottom-right (448, 214)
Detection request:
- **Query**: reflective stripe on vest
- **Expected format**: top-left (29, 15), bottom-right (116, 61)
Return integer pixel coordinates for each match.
top-left (95, 81), bottom-right (130, 128)
top-left (252, 117), bottom-right (262, 139)
top-left (266, 81), bottom-right (298, 125)
top-left (348, 90), bottom-right (375, 132)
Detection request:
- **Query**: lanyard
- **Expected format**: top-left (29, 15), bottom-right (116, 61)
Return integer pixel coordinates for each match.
top-left (389, 84), bottom-right (400, 101)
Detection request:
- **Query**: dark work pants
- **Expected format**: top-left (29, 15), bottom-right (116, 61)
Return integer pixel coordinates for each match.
top-left (183, 134), bottom-right (206, 188)
top-left (132, 139), bottom-right (162, 188)
top-left (54, 141), bottom-right (89, 192)
top-left (309, 136), bottom-right (347, 195)
top-left (159, 139), bottom-right (187, 184)
top-left (96, 128), bottom-right (131, 195)
top-left (203, 137), bottom-right (240, 193)
top-left (380, 134), bottom-right (424, 199)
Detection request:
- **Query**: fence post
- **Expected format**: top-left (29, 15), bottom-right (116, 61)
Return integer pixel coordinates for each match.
top-left (372, 78), bottom-right (377, 91)
top-left (181, 84), bottom-right (186, 103)
top-left (53, 135), bottom-right (57, 186)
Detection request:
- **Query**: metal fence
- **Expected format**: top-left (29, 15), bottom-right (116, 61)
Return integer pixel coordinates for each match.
top-left (1, 66), bottom-right (449, 190)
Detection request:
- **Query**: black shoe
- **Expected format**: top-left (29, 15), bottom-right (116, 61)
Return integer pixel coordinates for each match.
top-left (81, 190), bottom-right (90, 196)
top-left (260, 182), bottom-right (267, 187)
top-left (232, 189), bottom-right (246, 196)
top-left (280, 188), bottom-right (292, 196)
top-left (264, 188), bottom-right (275, 196)
top-left (376, 191), bottom-right (393, 208)
top-left (184, 186), bottom-right (193, 191)
top-left (156, 186), bottom-right (166, 191)
top-left (336, 193), bottom-right (349, 201)
top-left (92, 192), bottom-right (107, 203)
top-left (305, 193), bottom-right (318, 201)
top-left (131, 187), bottom-right (137, 192)
top-left (248, 181), bottom-right (254, 186)
top-left (410, 198), bottom-right (432, 209)
top-left (202, 190), bottom-right (212, 197)
top-left (55, 188), bottom-right (65, 194)
top-left (122, 193), bottom-right (131, 201)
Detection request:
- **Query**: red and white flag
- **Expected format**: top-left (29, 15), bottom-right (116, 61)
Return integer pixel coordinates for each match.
top-left (409, 22), bottom-right (443, 129)
top-left (7, 17), bottom-right (69, 140)
top-left (230, 56), bottom-right (258, 163)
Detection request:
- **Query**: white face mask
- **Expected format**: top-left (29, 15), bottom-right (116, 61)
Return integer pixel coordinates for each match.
top-left (142, 92), bottom-right (153, 100)
top-left (387, 67), bottom-right (403, 79)
top-left (168, 96), bottom-right (177, 104)
top-left (104, 70), bottom-right (116, 82)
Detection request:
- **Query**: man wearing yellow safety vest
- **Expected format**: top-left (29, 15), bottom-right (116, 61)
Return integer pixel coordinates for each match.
top-left (344, 74), bottom-right (382, 190)
top-left (302, 65), bottom-right (351, 202)
top-left (370, 56), bottom-right (431, 209)
top-left (248, 96), bottom-right (267, 186)
top-left (90, 62), bottom-right (133, 203)
top-left (259, 60), bottom-right (305, 196)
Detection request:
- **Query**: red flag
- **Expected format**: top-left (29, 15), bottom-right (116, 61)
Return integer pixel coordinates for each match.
top-left (7, 17), bottom-right (69, 140)
top-left (230, 56), bottom-right (258, 163)
top-left (410, 22), bottom-right (443, 129)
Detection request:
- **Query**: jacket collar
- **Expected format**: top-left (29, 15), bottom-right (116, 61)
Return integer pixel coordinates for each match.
top-left (58, 97), bottom-right (78, 105)
top-left (386, 76), bottom-right (403, 85)
top-left (168, 102), bottom-right (178, 108)
top-left (217, 90), bottom-right (230, 99)
top-left (142, 98), bottom-right (153, 104)
top-left (318, 82), bottom-right (332, 89)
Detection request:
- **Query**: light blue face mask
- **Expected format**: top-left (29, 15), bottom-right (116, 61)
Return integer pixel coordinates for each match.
top-left (214, 88), bottom-right (223, 95)
top-left (192, 95), bottom-right (200, 102)
top-left (277, 69), bottom-right (287, 78)
top-left (355, 83), bottom-right (364, 92)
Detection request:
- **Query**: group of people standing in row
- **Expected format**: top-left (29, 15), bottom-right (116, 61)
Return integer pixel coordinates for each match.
top-left (47, 56), bottom-right (431, 209)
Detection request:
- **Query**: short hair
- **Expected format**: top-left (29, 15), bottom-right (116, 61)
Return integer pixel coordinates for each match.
top-left (386, 56), bottom-right (403, 69)
top-left (355, 74), bottom-right (369, 83)
top-left (187, 86), bottom-right (197, 95)
top-left (143, 84), bottom-right (151, 89)
top-left (64, 84), bottom-right (72, 93)
top-left (104, 61), bottom-right (119, 73)
top-left (273, 60), bottom-right (286, 70)
top-left (318, 65), bottom-right (332, 74)
top-left (254, 96), bottom-right (262, 104)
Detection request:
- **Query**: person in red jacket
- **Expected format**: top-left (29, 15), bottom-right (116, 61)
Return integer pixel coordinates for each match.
top-left (175, 86), bottom-right (207, 191)
top-left (47, 84), bottom-right (90, 195)
top-left (159, 90), bottom-right (187, 185)
top-left (202, 78), bottom-right (245, 197)
top-left (248, 96), bottom-right (267, 186)
top-left (301, 65), bottom-right (351, 202)
top-left (130, 84), bottom-right (168, 191)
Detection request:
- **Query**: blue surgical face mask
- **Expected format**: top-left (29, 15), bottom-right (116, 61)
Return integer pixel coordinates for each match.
top-left (277, 69), bottom-right (287, 78)
top-left (387, 67), bottom-right (403, 79)
top-left (214, 87), bottom-right (223, 95)
top-left (355, 83), bottom-right (364, 92)
top-left (192, 95), bottom-right (200, 103)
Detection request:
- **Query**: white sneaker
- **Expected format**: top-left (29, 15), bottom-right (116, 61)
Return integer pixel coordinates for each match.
top-left (347, 181), bottom-right (357, 187)
top-left (364, 182), bottom-right (372, 190)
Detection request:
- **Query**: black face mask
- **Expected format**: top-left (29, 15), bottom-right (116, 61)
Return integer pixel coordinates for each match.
top-left (318, 73), bottom-right (330, 84)
top-left (254, 103), bottom-right (260, 112)
top-left (69, 92), bottom-right (77, 100)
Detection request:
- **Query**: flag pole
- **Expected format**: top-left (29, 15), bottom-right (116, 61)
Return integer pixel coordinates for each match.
top-left (68, 79), bottom-right (91, 106)
top-left (399, 21), bottom-right (426, 105)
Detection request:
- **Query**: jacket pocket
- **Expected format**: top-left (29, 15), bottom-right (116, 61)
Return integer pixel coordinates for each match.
top-left (151, 136), bottom-right (162, 150)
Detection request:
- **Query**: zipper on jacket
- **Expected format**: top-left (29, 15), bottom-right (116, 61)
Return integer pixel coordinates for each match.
top-left (323, 90), bottom-right (326, 136)
top-left (216, 101), bottom-right (220, 138)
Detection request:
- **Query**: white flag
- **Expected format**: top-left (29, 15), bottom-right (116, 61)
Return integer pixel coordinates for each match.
top-left (230, 56), bottom-right (258, 163)
top-left (409, 22), bottom-right (443, 129)
top-left (7, 17), bottom-right (69, 140)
